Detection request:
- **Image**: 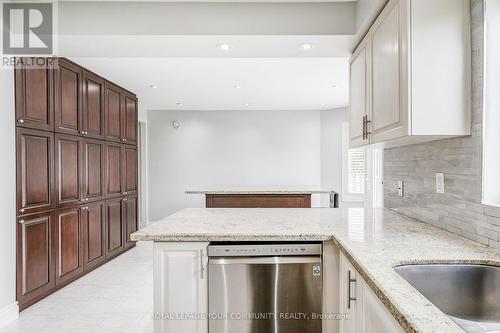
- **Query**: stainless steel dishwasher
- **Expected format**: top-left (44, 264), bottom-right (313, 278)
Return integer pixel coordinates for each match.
top-left (208, 243), bottom-right (323, 333)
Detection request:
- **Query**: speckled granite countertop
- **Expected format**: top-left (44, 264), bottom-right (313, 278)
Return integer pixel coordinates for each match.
top-left (131, 208), bottom-right (500, 333)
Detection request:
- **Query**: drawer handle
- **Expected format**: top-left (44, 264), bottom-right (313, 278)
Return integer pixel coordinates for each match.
top-left (347, 270), bottom-right (357, 309)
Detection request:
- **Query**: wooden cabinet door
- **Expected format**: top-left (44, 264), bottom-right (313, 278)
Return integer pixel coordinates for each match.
top-left (82, 200), bottom-right (106, 271)
top-left (105, 143), bottom-right (123, 198)
top-left (350, 37), bottom-right (370, 148)
top-left (153, 242), bottom-right (209, 333)
top-left (15, 57), bottom-right (54, 131)
top-left (122, 92), bottom-right (138, 144)
top-left (16, 128), bottom-right (54, 216)
top-left (123, 196), bottom-right (137, 249)
top-left (123, 145), bottom-right (137, 196)
top-left (105, 82), bottom-right (122, 142)
top-left (55, 207), bottom-right (84, 286)
top-left (54, 58), bottom-right (83, 135)
top-left (55, 134), bottom-right (83, 208)
top-left (105, 198), bottom-right (124, 258)
top-left (82, 139), bottom-right (105, 202)
top-left (16, 212), bottom-right (55, 308)
top-left (82, 71), bottom-right (105, 139)
top-left (370, 0), bottom-right (408, 143)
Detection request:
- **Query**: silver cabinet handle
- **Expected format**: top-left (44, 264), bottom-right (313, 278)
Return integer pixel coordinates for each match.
top-left (18, 220), bottom-right (25, 224)
top-left (200, 249), bottom-right (205, 280)
top-left (19, 208), bottom-right (25, 213)
top-left (17, 119), bottom-right (24, 124)
top-left (347, 270), bottom-right (357, 309)
top-left (362, 116), bottom-right (366, 140)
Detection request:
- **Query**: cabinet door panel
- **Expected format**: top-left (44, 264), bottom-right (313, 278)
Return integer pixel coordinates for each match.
top-left (349, 39), bottom-right (370, 148)
top-left (105, 83), bottom-right (122, 142)
top-left (370, 0), bottom-right (408, 142)
top-left (123, 146), bottom-right (137, 195)
top-left (105, 143), bottom-right (123, 198)
top-left (83, 72), bottom-right (105, 139)
top-left (55, 208), bottom-right (83, 285)
top-left (82, 201), bottom-right (106, 270)
top-left (122, 93), bottom-right (137, 144)
top-left (123, 196), bottom-right (137, 249)
top-left (83, 139), bottom-right (104, 202)
top-left (15, 58), bottom-right (54, 131)
top-left (16, 212), bottom-right (55, 306)
top-left (55, 59), bottom-right (82, 135)
top-left (17, 128), bottom-right (54, 215)
top-left (55, 134), bottom-right (82, 207)
top-left (106, 199), bottom-right (124, 258)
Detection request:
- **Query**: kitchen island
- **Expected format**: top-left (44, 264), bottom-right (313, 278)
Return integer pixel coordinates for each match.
top-left (131, 208), bottom-right (500, 333)
top-left (185, 186), bottom-right (338, 208)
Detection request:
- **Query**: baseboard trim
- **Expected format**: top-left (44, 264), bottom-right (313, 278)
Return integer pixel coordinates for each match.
top-left (0, 302), bottom-right (19, 329)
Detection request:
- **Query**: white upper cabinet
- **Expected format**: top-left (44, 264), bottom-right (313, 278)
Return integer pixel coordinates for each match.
top-left (349, 38), bottom-right (371, 148)
top-left (349, 0), bottom-right (471, 148)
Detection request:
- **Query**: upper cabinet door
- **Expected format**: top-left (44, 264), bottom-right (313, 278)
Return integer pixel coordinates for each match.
top-left (122, 92), bottom-right (138, 144)
top-left (16, 211), bottom-right (55, 307)
top-left (105, 142), bottom-right (123, 198)
top-left (82, 71), bottom-right (105, 139)
top-left (55, 207), bottom-right (84, 286)
top-left (349, 38), bottom-right (370, 148)
top-left (16, 128), bottom-right (54, 216)
top-left (15, 57), bottom-right (54, 131)
top-left (370, 0), bottom-right (408, 143)
top-left (123, 146), bottom-right (137, 196)
top-left (55, 134), bottom-right (83, 208)
top-left (82, 139), bottom-right (105, 202)
top-left (54, 59), bottom-right (83, 135)
top-left (105, 82), bottom-right (122, 142)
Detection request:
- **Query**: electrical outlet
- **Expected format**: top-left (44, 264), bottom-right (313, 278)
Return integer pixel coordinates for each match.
top-left (436, 173), bottom-right (445, 193)
top-left (398, 180), bottom-right (404, 197)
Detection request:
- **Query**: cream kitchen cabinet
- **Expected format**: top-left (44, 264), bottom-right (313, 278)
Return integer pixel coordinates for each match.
top-left (339, 253), bottom-right (404, 333)
top-left (350, 0), bottom-right (471, 148)
top-left (153, 242), bottom-right (209, 333)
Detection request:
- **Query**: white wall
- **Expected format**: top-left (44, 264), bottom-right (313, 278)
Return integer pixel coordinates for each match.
top-left (320, 108), bottom-right (349, 207)
top-left (0, 68), bottom-right (18, 324)
top-left (147, 108), bottom-right (348, 221)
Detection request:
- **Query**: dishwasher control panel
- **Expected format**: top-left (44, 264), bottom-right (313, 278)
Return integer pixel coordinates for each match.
top-left (208, 243), bottom-right (322, 257)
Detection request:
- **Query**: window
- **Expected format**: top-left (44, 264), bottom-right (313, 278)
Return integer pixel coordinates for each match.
top-left (342, 122), bottom-right (366, 202)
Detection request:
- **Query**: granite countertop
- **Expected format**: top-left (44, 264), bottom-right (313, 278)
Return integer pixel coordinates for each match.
top-left (131, 208), bottom-right (500, 333)
top-left (185, 186), bottom-right (334, 195)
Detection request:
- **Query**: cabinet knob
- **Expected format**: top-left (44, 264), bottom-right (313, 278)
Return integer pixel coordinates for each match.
top-left (18, 220), bottom-right (25, 224)
top-left (19, 208), bottom-right (25, 213)
top-left (17, 119), bottom-right (24, 124)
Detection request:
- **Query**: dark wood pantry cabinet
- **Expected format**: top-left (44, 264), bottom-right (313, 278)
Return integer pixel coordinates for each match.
top-left (15, 57), bottom-right (139, 310)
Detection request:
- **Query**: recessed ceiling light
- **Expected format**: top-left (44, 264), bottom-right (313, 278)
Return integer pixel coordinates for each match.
top-left (149, 85), bottom-right (158, 89)
top-left (299, 43), bottom-right (315, 51)
top-left (217, 43), bottom-right (232, 51)
top-left (234, 85), bottom-right (242, 89)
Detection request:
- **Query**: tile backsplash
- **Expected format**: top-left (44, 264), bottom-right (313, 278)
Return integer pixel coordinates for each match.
top-left (384, 0), bottom-right (500, 250)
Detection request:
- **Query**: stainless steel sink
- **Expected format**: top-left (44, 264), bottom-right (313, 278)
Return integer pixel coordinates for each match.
top-left (394, 264), bottom-right (500, 333)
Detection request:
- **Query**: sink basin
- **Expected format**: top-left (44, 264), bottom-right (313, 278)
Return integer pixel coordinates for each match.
top-left (394, 264), bottom-right (500, 333)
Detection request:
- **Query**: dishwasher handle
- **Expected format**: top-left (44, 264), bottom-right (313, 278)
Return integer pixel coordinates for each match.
top-left (209, 256), bottom-right (321, 265)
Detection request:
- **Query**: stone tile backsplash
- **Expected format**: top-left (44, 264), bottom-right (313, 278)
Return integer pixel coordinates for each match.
top-left (384, 0), bottom-right (500, 250)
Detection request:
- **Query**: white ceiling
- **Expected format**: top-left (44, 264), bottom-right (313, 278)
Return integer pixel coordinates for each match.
top-left (72, 57), bottom-right (349, 111)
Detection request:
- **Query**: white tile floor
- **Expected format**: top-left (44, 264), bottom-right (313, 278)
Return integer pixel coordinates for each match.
top-left (1, 242), bottom-right (154, 333)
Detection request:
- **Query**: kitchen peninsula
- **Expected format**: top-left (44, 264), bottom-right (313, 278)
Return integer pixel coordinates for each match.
top-left (131, 208), bottom-right (500, 333)
top-left (185, 186), bottom-right (338, 208)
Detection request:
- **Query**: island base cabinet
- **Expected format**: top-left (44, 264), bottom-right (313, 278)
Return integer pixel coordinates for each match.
top-left (153, 242), bottom-right (209, 333)
top-left (339, 253), bottom-right (404, 333)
